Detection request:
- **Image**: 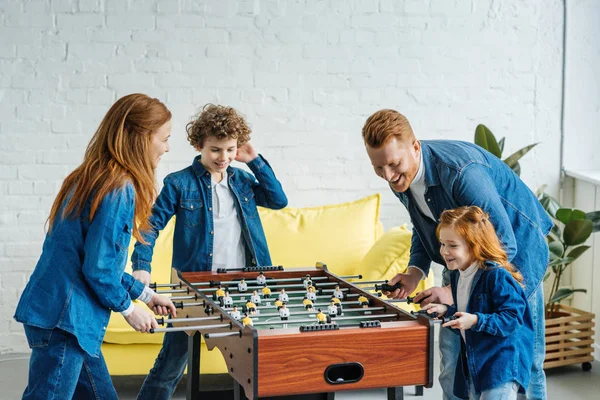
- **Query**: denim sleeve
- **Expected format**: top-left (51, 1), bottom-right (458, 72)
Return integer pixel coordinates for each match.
top-left (121, 272), bottom-right (145, 300)
top-left (408, 227), bottom-right (432, 276)
top-left (472, 270), bottom-right (527, 337)
top-left (246, 154), bottom-right (288, 210)
top-left (453, 163), bottom-right (517, 262)
top-left (82, 184), bottom-right (142, 313)
top-left (131, 175), bottom-right (180, 273)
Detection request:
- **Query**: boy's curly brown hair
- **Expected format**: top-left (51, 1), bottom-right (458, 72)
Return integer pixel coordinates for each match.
top-left (186, 104), bottom-right (251, 149)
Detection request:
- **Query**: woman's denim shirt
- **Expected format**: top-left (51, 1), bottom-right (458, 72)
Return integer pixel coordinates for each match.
top-left (14, 183), bottom-right (145, 357)
top-left (131, 155), bottom-right (288, 273)
top-left (445, 263), bottom-right (534, 398)
top-left (394, 140), bottom-right (553, 298)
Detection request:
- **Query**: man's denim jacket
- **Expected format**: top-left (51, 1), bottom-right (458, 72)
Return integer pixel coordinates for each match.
top-left (132, 155), bottom-right (287, 273)
top-left (14, 184), bottom-right (144, 357)
top-left (445, 263), bottom-right (534, 398)
top-left (394, 140), bottom-right (552, 298)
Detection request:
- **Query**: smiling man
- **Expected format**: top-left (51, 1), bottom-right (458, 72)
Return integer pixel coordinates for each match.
top-left (362, 109), bottom-right (552, 400)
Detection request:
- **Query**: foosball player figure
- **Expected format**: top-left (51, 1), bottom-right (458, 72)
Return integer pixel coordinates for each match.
top-left (279, 303), bottom-right (290, 320)
top-left (215, 285), bottom-right (225, 301)
top-left (261, 284), bottom-right (272, 299)
top-left (238, 278), bottom-right (248, 292)
top-left (303, 274), bottom-right (313, 288)
top-left (358, 294), bottom-right (369, 307)
top-left (250, 290), bottom-right (261, 305)
top-left (245, 300), bottom-right (257, 315)
top-left (306, 285), bottom-right (317, 301)
top-left (302, 296), bottom-right (314, 311)
top-left (222, 291), bottom-right (234, 307)
top-left (327, 300), bottom-right (338, 318)
top-left (230, 306), bottom-right (241, 320)
top-left (242, 313), bottom-right (253, 327)
top-left (256, 271), bottom-right (267, 286)
top-left (333, 285), bottom-right (344, 299)
top-left (330, 295), bottom-right (343, 315)
top-left (278, 288), bottom-right (289, 303)
top-left (316, 309), bottom-right (330, 324)
top-left (274, 299), bottom-right (284, 310)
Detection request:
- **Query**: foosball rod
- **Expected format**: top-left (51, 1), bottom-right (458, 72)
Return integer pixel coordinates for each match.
top-left (226, 287), bottom-right (349, 299)
top-left (223, 300), bottom-right (359, 311)
top-left (155, 316), bottom-right (221, 325)
top-left (155, 281), bottom-right (343, 294)
top-left (150, 323), bottom-right (231, 334)
top-left (151, 274), bottom-right (363, 289)
top-left (250, 313), bottom-right (399, 326)
top-left (247, 307), bottom-right (385, 318)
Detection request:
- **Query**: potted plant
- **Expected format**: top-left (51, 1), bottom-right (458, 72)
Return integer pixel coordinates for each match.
top-left (537, 190), bottom-right (596, 371)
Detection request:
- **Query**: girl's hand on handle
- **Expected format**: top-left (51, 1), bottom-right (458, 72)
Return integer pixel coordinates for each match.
top-left (148, 293), bottom-right (177, 318)
top-left (133, 270), bottom-right (152, 287)
top-left (124, 306), bottom-right (158, 333)
top-left (442, 311), bottom-right (478, 330)
top-left (421, 303), bottom-right (448, 317)
top-left (413, 286), bottom-right (453, 306)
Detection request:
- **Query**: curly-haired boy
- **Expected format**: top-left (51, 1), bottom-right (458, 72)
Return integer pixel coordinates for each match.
top-left (132, 104), bottom-right (288, 399)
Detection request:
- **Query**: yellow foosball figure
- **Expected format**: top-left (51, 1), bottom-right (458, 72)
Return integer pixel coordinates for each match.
top-left (242, 313), bottom-right (253, 327)
top-left (358, 295), bottom-right (369, 307)
top-left (245, 300), bottom-right (256, 314)
top-left (215, 286), bottom-right (225, 300)
top-left (316, 309), bottom-right (328, 324)
top-left (302, 297), bottom-right (314, 311)
top-left (274, 299), bottom-right (283, 310)
top-left (261, 285), bottom-right (272, 299)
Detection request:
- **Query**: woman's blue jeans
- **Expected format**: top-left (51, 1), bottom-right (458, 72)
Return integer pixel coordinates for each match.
top-left (439, 283), bottom-right (547, 400)
top-left (22, 325), bottom-right (118, 400)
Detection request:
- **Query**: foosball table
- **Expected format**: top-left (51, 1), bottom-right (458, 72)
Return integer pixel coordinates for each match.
top-left (151, 263), bottom-right (438, 400)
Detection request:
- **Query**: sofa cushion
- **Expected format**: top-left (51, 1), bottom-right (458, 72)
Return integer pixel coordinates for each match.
top-left (357, 224), bottom-right (434, 311)
top-left (258, 194), bottom-right (381, 277)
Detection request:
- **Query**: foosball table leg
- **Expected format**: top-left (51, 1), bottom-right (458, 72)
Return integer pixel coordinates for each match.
top-left (415, 385), bottom-right (424, 396)
top-left (186, 332), bottom-right (202, 400)
top-left (233, 380), bottom-right (248, 400)
top-left (387, 386), bottom-right (404, 400)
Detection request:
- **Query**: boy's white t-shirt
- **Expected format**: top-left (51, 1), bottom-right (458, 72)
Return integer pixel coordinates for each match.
top-left (211, 175), bottom-right (246, 271)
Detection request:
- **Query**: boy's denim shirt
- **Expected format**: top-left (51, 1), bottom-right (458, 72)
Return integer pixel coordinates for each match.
top-left (393, 140), bottom-right (553, 298)
top-left (445, 262), bottom-right (534, 397)
top-left (132, 154), bottom-right (288, 273)
top-left (14, 183), bottom-right (145, 357)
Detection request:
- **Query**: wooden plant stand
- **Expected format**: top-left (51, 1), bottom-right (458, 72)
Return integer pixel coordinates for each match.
top-left (544, 304), bottom-right (595, 371)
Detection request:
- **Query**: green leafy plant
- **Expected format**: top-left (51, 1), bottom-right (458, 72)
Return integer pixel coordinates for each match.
top-left (537, 189), bottom-right (600, 313)
top-left (474, 124), bottom-right (538, 176)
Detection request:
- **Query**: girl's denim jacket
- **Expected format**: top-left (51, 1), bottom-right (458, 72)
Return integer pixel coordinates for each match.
top-left (14, 183), bottom-right (144, 357)
top-left (445, 262), bottom-right (534, 398)
top-left (131, 154), bottom-right (287, 273)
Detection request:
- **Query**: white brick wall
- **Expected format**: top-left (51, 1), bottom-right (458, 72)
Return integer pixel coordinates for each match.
top-left (0, 0), bottom-right (564, 353)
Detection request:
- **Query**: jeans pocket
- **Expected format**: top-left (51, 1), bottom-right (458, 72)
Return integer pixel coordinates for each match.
top-left (23, 325), bottom-right (53, 348)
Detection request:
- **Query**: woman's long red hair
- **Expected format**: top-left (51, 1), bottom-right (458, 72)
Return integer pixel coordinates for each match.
top-left (437, 206), bottom-right (524, 285)
top-left (47, 93), bottom-right (171, 242)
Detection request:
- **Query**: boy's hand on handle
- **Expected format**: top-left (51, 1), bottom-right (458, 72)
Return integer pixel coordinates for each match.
top-left (133, 270), bottom-right (151, 287)
top-left (384, 268), bottom-right (421, 299)
top-left (148, 293), bottom-right (177, 317)
top-left (414, 286), bottom-right (453, 306)
top-left (442, 311), bottom-right (478, 330)
top-left (235, 142), bottom-right (258, 163)
top-left (421, 303), bottom-right (448, 317)
top-left (124, 306), bottom-right (158, 333)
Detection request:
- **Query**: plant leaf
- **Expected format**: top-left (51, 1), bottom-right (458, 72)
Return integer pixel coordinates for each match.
top-left (503, 143), bottom-right (539, 168)
top-left (566, 245), bottom-right (590, 261)
top-left (543, 269), bottom-right (551, 282)
top-left (549, 288), bottom-right (587, 304)
top-left (538, 193), bottom-right (561, 218)
top-left (585, 211), bottom-right (600, 232)
top-left (563, 219), bottom-right (594, 246)
top-left (498, 137), bottom-right (505, 153)
top-left (548, 241), bottom-right (563, 259)
top-left (548, 257), bottom-right (574, 267)
top-left (474, 124), bottom-right (502, 158)
top-left (556, 208), bottom-right (587, 225)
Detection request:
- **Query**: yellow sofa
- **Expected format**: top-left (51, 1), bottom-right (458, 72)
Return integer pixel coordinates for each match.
top-left (103, 193), bottom-right (433, 376)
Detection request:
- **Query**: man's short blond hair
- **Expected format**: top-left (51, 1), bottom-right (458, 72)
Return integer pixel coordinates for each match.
top-left (362, 109), bottom-right (416, 148)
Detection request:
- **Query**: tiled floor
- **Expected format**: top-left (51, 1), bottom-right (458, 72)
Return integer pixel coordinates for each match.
top-left (2, 344), bottom-right (598, 399)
